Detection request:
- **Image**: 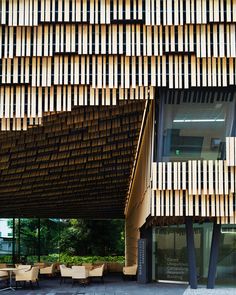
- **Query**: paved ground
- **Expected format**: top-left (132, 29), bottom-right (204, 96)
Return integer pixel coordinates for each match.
top-left (0, 275), bottom-right (235, 295)
top-left (183, 286), bottom-right (236, 295)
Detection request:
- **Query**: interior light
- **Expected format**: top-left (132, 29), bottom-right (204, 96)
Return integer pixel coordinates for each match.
top-left (221, 228), bottom-right (236, 234)
top-left (173, 119), bottom-right (225, 123)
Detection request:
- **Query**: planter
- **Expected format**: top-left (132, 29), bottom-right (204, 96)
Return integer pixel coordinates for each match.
top-left (107, 262), bottom-right (124, 273)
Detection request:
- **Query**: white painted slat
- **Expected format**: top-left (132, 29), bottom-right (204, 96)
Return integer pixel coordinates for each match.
top-left (167, 162), bottom-right (172, 190)
top-left (201, 190), bottom-right (206, 216)
top-left (156, 190), bottom-right (161, 216)
top-left (197, 160), bottom-right (202, 195)
top-left (233, 0), bottom-right (236, 21)
top-left (188, 161), bottom-right (192, 195)
top-left (158, 162), bottom-right (162, 190)
top-left (156, 0), bottom-right (160, 25)
top-left (229, 137), bottom-right (235, 166)
top-left (173, 162), bottom-right (177, 190)
top-left (192, 160), bottom-right (197, 195)
top-left (161, 191), bottom-right (164, 216)
top-left (215, 160), bottom-right (219, 195)
top-left (151, 190), bottom-right (155, 216)
top-left (182, 162), bottom-right (186, 190)
top-left (209, 160), bottom-right (214, 195)
top-left (170, 190), bottom-right (173, 216)
top-left (183, 55), bottom-right (188, 88)
top-left (162, 163), bottom-right (166, 190)
top-left (166, 190), bottom-right (169, 216)
top-left (175, 190), bottom-right (180, 216)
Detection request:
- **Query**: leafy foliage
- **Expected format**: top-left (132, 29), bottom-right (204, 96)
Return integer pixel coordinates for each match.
top-left (0, 254), bottom-right (125, 264)
top-left (59, 219), bottom-right (124, 256)
top-left (1, 218), bottom-right (124, 262)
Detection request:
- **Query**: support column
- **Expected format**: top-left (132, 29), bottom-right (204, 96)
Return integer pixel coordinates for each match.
top-left (185, 217), bottom-right (198, 289)
top-left (18, 219), bottom-right (21, 261)
top-left (37, 218), bottom-right (41, 262)
top-left (140, 225), bottom-right (152, 283)
top-left (12, 218), bottom-right (16, 264)
top-left (207, 223), bottom-right (221, 289)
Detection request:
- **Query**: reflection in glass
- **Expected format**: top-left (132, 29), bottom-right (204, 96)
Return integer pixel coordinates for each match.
top-left (153, 223), bottom-right (236, 286)
top-left (152, 223), bottom-right (213, 284)
top-left (161, 98), bottom-right (235, 161)
top-left (0, 219), bottom-right (13, 263)
top-left (216, 225), bottom-right (236, 286)
top-left (153, 225), bottom-right (188, 282)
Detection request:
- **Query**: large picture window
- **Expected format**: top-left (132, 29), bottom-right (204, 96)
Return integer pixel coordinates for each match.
top-left (157, 89), bottom-right (235, 162)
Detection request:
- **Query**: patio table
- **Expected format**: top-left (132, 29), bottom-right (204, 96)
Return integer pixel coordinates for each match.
top-left (0, 268), bottom-right (17, 292)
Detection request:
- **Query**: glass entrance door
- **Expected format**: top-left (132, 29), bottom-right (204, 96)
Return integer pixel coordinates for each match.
top-left (153, 223), bottom-right (236, 285)
top-left (152, 225), bottom-right (188, 282)
top-left (216, 225), bottom-right (236, 286)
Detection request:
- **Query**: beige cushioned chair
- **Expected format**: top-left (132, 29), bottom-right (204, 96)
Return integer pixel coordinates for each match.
top-left (34, 262), bottom-right (46, 269)
top-left (15, 265), bottom-right (31, 271)
top-left (0, 264), bottom-right (8, 284)
top-left (89, 264), bottom-right (105, 283)
top-left (59, 264), bottom-right (73, 284)
top-left (72, 266), bottom-right (89, 285)
top-left (14, 265), bottom-right (32, 276)
top-left (15, 266), bottom-right (39, 289)
top-left (40, 263), bottom-right (55, 276)
top-left (0, 263), bottom-right (8, 281)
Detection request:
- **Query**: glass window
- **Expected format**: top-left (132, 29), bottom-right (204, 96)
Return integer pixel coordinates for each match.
top-left (152, 223), bottom-right (213, 284)
top-left (152, 225), bottom-right (188, 282)
top-left (159, 90), bottom-right (235, 162)
top-left (216, 225), bottom-right (236, 286)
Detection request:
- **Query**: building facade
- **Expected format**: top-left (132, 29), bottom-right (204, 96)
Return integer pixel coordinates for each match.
top-left (0, 219), bottom-right (13, 256)
top-left (125, 93), bottom-right (236, 288)
top-left (0, 0), bottom-right (235, 289)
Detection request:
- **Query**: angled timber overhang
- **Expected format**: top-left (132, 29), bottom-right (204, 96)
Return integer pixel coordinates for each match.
top-left (0, 101), bottom-right (145, 218)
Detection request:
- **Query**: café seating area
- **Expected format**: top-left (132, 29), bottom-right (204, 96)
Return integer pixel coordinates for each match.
top-left (61, 263), bottom-right (105, 285)
top-left (0, 262), bottom-right (109, 291)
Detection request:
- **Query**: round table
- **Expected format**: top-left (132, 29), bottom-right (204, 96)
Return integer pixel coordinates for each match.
top-left (0, 268), bottom-right (17, 292)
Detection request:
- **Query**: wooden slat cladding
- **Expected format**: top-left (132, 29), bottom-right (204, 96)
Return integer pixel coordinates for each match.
top-left (0, 1), bottom-right (236, 130)
top-left (1, 0), bottom-right (236, 26)
top-left (226, 137), bottom-right (236, 166)
top-left (0, 100), bottom-right (145, 218)
top-left (152, 141), bottom-right (236, 224)
top-left (1, 56), bottom-right (236, 88)
top-left (0, 85), bottom-right (153, 131)
top-left (1, 24), bottom-right (236, 58)
top-left (125, 101), bottom-right (154, 266)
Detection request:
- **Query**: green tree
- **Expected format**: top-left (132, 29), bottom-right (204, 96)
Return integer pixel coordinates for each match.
top-left (59, 219), bottom-right (124, 256)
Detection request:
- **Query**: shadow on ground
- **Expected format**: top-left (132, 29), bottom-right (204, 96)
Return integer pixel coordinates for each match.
top-left (1, 274), bottom-right (187, 295)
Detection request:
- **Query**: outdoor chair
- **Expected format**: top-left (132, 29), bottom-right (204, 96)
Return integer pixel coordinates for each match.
top-left (0, 264), bottom-right (7, 269)
top-left (15, 264), bottom-right (32, 271)
top-left (93, 261), bottom-right (108, 273)
top-left (40, 263), bottom-right (55, 276)
top-left (34, 262), bottom-right (46, 269)
top-left (14, 265), bottom-right (32, 275)
top-left (72, 266), bottom-right (89, 286)
top-left (15, 266), bottom-right (39, 289)
top-left (53, 262), bottom-right (61, 275)
top-left (59, 264), bottom-right (73, 284)
top-left (89, 264), bottom-right (105, 283)
top-left (0, 267), bottom-right (8, 286)
top-left (122, 264), bottom-right (137, 280)
top-left (0, 263), bottom-right (8, 282)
